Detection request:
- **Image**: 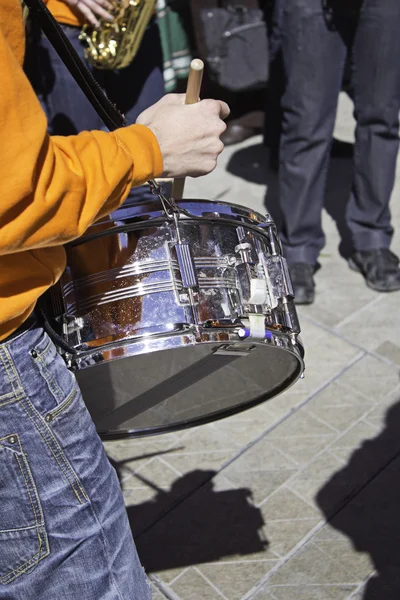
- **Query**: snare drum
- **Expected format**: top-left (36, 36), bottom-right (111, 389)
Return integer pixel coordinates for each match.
top-left (45, 197), bottom-right (304, 439)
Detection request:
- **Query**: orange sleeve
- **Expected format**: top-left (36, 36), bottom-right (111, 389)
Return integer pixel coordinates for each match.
top-left (0, 27), bottom-right (163, 256)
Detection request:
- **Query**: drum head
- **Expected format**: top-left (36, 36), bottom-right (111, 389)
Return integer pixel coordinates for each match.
top-left (76, 341), bottom-right (303, 439)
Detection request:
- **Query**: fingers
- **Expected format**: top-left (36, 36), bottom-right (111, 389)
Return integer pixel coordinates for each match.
top-left (83, 0), bottom-right (113, 21)
top-left (161, 95), bottom-right (230, 119)
top-left (93, 0), bottom-right (113, 11)
top-left (76, 0), bottom-right (113, 26)
top-left (76, 3), bottom-right (100, 27)
top-left (199, 99), bottom-right (231, 120)
top-left (216, 100), bottom-right (230, 120)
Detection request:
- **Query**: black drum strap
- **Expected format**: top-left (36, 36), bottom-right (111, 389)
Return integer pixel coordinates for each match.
top-left (95, 352), bottom-right (241, 432)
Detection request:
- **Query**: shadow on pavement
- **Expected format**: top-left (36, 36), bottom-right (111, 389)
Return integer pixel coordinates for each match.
top-left (316, 399), bottom-right (400, 600)
top-left (110, 463), bottom-right (268, 572)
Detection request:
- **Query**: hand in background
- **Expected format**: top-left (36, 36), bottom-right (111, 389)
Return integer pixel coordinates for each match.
top-left (136, 94), bottom-right (230, 179)
top-left (63, 0), bottom-right (113, 27)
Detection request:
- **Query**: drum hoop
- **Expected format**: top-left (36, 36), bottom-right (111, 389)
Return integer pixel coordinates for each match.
top-left (65, 324), bottom-right (304, 363)
top-left (67, 214), bottom-right (274, 248)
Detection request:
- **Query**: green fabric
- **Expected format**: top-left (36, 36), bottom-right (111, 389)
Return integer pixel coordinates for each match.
top-left (156, 0), bottom-right (192, 92)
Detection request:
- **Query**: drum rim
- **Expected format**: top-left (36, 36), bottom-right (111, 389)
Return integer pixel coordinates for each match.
top-left (87, 197), bottom-right (272, 233)
top-left (119, 196), bottom-right (269, 223)
top-left (74, 332), bottom-right (304, 440)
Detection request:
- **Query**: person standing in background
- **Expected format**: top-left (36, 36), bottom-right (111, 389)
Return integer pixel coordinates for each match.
top-left (156, 0), bottom-right (193, 93)
top-left (189, 0), bottom-right (267, 145)
top-left (272, 0), bottom-right (400, 304)
top-left (25, 0), bottom-right (165, 201)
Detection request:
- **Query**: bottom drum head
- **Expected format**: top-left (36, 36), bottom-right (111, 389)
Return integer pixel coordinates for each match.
top-left (76, 341), bottom-right (304, 439)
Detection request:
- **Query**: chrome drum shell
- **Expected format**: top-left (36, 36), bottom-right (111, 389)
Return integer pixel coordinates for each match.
top-left (46, 198), bottom-right (305, 438)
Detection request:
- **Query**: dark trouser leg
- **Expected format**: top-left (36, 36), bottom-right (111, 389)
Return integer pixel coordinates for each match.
top-left (102, 19), bottom-right (165, 202)
top-left (347, 0), bottom-right (400, 251)
top-left (32, 22), bottom-right (165, 202)
top-left (102, 19), bottom-right (165, 125)
top-left (277, 0), bottom-right (347, 265)
top-left (34, 21), bottom-right (164, 132)
top-left (33, 25), bottom-right (105, 134)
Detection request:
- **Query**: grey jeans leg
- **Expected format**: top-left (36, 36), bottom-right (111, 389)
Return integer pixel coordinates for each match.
top-left (347, 0), bottom-right (400, 251)
top-left (278, 0), bottom-right (347, 265)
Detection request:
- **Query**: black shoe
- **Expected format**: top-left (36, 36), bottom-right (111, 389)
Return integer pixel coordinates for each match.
top-left (220, 123), bottom-right (261, 146)
top-left (349, 248), bottom-right (400, 292)
top-left (289, 263), bottom-right (316, 305)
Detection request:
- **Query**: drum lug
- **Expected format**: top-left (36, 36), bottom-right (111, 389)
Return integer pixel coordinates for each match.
top-left (281, 297), bottom-right (301, 334)
top-left (173, 243), bottom-right (198, 289)
top-left (178, 293), bottom-right (190, 304)
top-left (260, 254), bottom-right (294, 309)
top-left (234, 242), bottom-right (253, 265)
top-left (62, 315), bottom-right (84, 334)
top-left (62, 316), bottom-right (84, 346)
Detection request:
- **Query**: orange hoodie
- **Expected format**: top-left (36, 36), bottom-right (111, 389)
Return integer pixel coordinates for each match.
top-left (0, 0), bottom-right (163, 341)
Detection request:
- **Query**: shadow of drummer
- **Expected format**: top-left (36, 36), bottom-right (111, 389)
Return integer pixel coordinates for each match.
top-left (110, 465), bottom-right (269, 572)
top-left (316, 399), bottom-right (400, 599)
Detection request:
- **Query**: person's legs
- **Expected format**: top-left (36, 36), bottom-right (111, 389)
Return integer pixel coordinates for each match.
top-left (103, 19), bottom-right (165, 126)
top-left (278, 0), bottom-right (347, 268)
top-left (345, 0), bottom-right (400, 290)
top-left (29, 20), bottom-right (165, 202)
top-left (0, 322), bottom-right (151, 599)
top-left (31, 24), bottom-right (105, 134)
top-left (103, 18), bottom-right (165, 203)
top-left (348, 0), bottom-right (400, 251)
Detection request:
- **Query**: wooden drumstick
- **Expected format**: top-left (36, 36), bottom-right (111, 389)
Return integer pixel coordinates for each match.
top-left (172, 58), bottom-right (204, 200)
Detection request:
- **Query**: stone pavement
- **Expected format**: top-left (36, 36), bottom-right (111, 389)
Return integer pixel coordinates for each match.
top-left (105, 94), bottom-right (400, 600)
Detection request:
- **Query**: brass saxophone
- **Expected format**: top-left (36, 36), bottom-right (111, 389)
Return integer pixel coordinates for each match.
top-left (79, 0), bottom-right (157, 70)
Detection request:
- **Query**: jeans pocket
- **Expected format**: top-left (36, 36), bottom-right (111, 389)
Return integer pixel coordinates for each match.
top-left (30, 332), bottom-right (76, 410)
top-left (0, 434), bottom-right (50, 585)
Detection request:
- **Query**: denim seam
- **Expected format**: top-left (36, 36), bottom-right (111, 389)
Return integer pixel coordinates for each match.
top-left (45, 383), bottom-right (79, 422)
top-left (0, 526), bottom-right (48, 585)
top-left (0, 435), bottom-right (50, 585)
top-left (1, 348), bottom-right (24, 396)
top-left (3, 344), bottom-right (89, 505)
top-left (0, 434), bottom-right (45, 531)
top-left (83, 470), bottom-right (128, 600)
top-left (0, 395), bottom-right (22, 407)
top-left (24, 399), bottom-right (124, 600)
top-left (15, 455), bottom-right (41, 531)
top-left (20, 397), bottom-right (89, 505)
top-left (36, 342), bottom-right (65, 405)
top-left (0, 349), bottom-right (24, 402)
top-left (16, 443), bottom-right (43, 529)
top-left (0, 524), bottom-right (37, 533)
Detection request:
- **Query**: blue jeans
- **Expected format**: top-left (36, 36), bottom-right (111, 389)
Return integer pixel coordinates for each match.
top-left (0, 320), bottom-right (152, 599)
top-left (276, 0), bottom-right (400, 264)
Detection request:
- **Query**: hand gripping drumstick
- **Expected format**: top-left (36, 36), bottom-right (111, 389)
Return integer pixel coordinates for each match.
top-left (172, 58), bottom-right (204, 200)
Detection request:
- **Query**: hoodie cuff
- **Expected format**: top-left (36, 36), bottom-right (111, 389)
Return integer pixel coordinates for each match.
top-left (114, 124), bottom-right (163, 186)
